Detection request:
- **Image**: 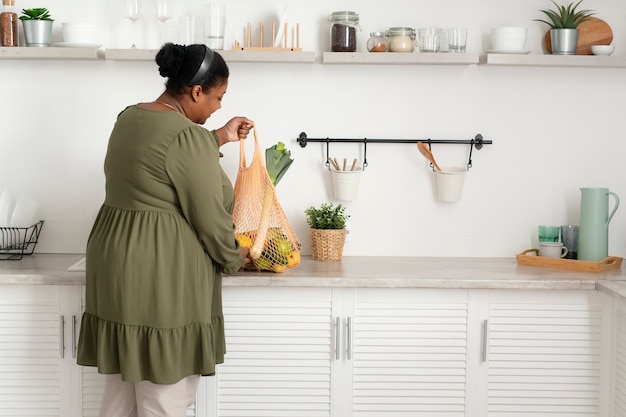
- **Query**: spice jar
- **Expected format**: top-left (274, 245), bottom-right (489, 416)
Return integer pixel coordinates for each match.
top-left (367, 31), bottom-right (388, 52)
top-left (328, 11), bottom-right (359, 52)
top-left (0, 0), bottom-right (18, 47)
top-left (385, 27), bottom-right (416, 52)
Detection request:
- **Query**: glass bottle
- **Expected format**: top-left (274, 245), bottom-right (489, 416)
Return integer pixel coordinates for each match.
top-left (386, 27), bottom-right (416, 53)
top-left (0, 0), bottom-right (18, 47)
top-left (328, 11), bottom-right (359, 52)
top-left (367, 31), bottom-right (388, 52)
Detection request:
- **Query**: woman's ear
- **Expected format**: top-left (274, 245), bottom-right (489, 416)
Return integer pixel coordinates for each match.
top-left (191, 85), bottom-right (203, 102)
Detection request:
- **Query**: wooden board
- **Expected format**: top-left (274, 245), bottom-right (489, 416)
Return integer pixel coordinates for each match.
top-left (543, 17), bottom-right (613, 55)
top-left (516, 249), bottom-right (622, 272)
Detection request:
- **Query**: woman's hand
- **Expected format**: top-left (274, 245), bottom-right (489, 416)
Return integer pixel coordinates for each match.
top-left (240, 246), bottom-right (251, 264)
top-left (216, 117), bottom-right (254, 146)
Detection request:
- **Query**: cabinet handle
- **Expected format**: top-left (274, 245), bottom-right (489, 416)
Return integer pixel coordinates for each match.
top-left (335, 317), bottom-right (340, 360)
top-left (72, 315), bottom-right (77, 358)
top-left (59, 315), bottom-right (65, 359)
top-left (481, 319), bottom-right (488, 363)
top-left (346, 316), bottom-right (352, 361)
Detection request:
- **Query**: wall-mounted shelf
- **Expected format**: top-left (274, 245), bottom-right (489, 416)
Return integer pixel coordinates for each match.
top-left (3, 46), bottom-right (626, 69)
top-left (104, 48), bottom-right (315, 62)
top-left (322, 52), bottom-right (482, 65)
top-left (485, 53), bottom-right (626, 68)
top-left (0, 46), bottom-right (102, 60)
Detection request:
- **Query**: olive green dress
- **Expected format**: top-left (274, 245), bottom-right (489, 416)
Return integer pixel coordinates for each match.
top-left (77, 105), bottom-right (245, 384)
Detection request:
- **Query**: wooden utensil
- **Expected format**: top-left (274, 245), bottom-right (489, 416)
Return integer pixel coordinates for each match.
top-left (417, 142), bottom-right (442, 171)
top-left (543, 17), bottom-right (613, 55)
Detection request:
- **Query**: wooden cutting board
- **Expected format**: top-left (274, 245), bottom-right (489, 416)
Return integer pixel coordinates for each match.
top-left (543, 17), bottom-right (613, 55)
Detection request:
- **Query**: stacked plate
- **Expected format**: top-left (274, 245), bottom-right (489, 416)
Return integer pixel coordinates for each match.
top-left (0, 186), bottom-right (39, 227)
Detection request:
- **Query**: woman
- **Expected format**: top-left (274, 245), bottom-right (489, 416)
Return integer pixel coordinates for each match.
top-left (77, 43), bottom-right (253, 417)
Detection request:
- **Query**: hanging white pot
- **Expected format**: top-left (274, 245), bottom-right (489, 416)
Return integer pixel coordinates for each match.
top-left (330, 168), bottom-right (362, 201)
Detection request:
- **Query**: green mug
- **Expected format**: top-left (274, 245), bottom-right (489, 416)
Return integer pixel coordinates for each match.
top-left (538, 225), bottom-right (560, 242)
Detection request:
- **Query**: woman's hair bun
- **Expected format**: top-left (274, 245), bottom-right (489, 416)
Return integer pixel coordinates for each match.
top-left (156, 43), bottom-right (186, 78)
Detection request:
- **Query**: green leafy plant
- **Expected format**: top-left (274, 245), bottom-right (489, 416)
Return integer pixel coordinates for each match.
top-left (19, 8), bottom-right (53, 21)
top-left (535, 0), bottom-right (594, 29)
top-left (305, 203), bottom-right (349, 230)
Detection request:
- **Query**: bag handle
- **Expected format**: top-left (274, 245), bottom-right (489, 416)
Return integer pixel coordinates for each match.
top-left (239, 127), bottom-right (263, 169)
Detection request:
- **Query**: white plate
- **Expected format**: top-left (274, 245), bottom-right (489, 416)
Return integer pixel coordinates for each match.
top-left (53, 42), bottom-right (102, 48)
top-left (0, 188), bottom-right (16, 227)
top-left (273, 7), bottom-right (288, 48)
top-left (486, 49), bottom-right (531, 54)
top-left (10, 194), bottom-right (39, 227)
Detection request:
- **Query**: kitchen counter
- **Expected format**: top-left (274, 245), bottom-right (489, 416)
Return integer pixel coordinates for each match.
top-left (0, 253), bottom-right (624, 290)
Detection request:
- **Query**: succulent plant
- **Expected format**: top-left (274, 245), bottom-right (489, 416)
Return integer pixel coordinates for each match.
top-left (19, 8), bottom-right (53, 21)
top-left (535, 0), bottom-right (594, 29)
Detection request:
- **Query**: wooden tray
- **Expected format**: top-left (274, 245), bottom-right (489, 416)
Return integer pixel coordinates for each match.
top-left (516, 249), bottom-right (622, 272)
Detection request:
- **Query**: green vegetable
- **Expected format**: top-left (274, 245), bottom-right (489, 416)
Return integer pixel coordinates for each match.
top-left (265, 142), bottom-right (293, 186)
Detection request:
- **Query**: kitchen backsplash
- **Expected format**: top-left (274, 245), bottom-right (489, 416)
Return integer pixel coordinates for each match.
top-left (1, 0), bottom-right (625, 258)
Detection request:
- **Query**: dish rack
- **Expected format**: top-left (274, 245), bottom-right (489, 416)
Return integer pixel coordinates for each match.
top-left (0, 221), bottom-right (44, 260)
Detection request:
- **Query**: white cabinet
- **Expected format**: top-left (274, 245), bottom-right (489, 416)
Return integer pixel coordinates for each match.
top-left (0, 284), bottom-right (614, 417)
top-left (476, 290), bottom-right (612, 417)
top-left (216, 287), bottom-right (334, 417)
top-left (217, 287), bottom-right (612, 417)
top-left (612, 295), bottom-right (626, 417)
top-left (0, 285), bottom-right (81, 417)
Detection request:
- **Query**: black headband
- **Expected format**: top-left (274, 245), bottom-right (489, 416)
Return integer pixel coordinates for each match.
top-left (187, 46), bottom-right (214, 86)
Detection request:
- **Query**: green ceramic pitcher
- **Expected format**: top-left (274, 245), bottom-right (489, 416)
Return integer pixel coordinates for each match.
top-left (577, 187), bottom-right (619, 262)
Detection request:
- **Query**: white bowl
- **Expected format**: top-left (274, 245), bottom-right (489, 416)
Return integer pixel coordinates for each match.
top-left (61, 22), bottom-right (98, 44)
top-left (491, 27), bottom-right (527, 51)
top-left (10, 194), bottom-right (39, 227)
top-left (591, 45), bottom-right (614, 56)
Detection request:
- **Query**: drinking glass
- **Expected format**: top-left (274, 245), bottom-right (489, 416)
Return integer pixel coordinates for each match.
top-left (154, 0), bottom-right (174, 44)
top-left (124, 0), bottom-right (142, 48)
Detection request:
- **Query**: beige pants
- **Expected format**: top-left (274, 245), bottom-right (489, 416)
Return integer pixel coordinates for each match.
top-left (98, 374), bottom-right (200, 417)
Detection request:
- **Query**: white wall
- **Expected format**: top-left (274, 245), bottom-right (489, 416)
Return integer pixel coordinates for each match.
top-left (1, 0), bottom-right (625, 258)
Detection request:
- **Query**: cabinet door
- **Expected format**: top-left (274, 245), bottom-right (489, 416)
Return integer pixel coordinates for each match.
top-left (346, 288), bottom-right (470, 417)
top-left (215, 287), bottom-right (334, 417)
top-left (483, 290), bottom-right (611, 417)
top-left (613, 298), bottom-right (626, 417)
top-left (0, 285), bottom-right (80, 417)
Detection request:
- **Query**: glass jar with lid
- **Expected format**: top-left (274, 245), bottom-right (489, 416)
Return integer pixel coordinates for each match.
top-left (328, 10), bottom-right (359, 52)
top-left (385, 27), bottom-right (416, 52)
top-left (367, 31), bottom-right (388, 52)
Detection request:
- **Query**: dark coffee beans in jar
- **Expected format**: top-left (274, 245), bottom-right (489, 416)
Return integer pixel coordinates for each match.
top-left (331, 24), bottom-right (357, 52)
top-left (328, 11), bottom-right (359, 52)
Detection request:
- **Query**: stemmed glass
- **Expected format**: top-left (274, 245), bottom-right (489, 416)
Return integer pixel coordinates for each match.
top-left (124, 0), bottom-right (142, 48)
top-left (154, 0), bottom-right (174, 45)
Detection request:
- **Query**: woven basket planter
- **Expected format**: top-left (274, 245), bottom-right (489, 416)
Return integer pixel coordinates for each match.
top-left (309, 228), bottom-right (346, 261)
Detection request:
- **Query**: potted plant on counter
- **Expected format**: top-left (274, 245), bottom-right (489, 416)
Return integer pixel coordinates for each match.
top-left (19, 7), bottom-right (54, 47)
top-left (535, 0), bottom-right (594, 55)
top-left (305, 203), bottom-right (349, 262)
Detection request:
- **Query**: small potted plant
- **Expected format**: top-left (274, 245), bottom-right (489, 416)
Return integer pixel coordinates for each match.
top-left (305, 203), bottom-right (350, 261)
top-left (535, 0), bottom-right (594, 55)
top-left (19, 8), bottom-right (54, 47)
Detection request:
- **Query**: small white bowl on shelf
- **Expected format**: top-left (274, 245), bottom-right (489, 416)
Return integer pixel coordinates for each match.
top-left (591, 45), bottom-right (614, 56)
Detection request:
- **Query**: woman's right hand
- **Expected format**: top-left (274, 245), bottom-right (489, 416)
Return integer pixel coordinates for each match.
top-left (216, 117), bottom-right (254, 145)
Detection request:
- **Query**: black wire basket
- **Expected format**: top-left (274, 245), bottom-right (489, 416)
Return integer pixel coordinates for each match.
top-left (0, 221), bottom-right (44, 260)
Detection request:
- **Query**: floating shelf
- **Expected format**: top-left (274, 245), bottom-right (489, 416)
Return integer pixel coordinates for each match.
top-left (322, 51), bottom-right (482, 65)
top-left (0, 46), bottom-right (102, 60)
top-left (104, 48), bottom-right (315, 63)
top-left (485, 53), bottom-right (626, 68)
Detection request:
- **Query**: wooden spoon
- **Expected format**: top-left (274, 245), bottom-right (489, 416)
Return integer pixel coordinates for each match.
top-left (417, 142), bottom-right (442, 171)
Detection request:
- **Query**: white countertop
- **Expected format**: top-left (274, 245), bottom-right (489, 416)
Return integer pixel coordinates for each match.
top-left (1, 253), bottom-right (625, 290)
